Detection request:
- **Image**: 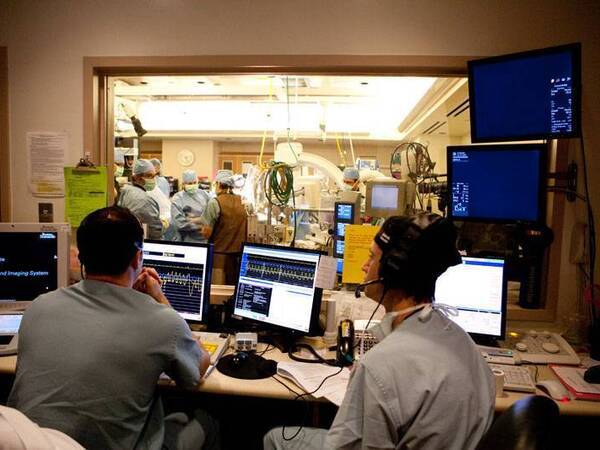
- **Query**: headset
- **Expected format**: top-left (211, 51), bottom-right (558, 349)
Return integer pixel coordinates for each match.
top-left (376, 213), bottom-right (461, 293)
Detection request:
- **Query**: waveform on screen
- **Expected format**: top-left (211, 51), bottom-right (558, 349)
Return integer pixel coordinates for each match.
top-left (160, 270), bottom-right (203, 296)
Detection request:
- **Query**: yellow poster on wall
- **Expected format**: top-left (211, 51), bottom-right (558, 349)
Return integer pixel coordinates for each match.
top-left (64, 167), bottom-right (107, 227)
top-left (342, 224), bottom-right (380, 284)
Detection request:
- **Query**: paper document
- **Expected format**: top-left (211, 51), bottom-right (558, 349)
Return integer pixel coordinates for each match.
top-left (342, 225), bottom-right (380, 284)
top-left (64, 167), bottom-right (107, 227)
top-left (27, 132), bottom-right (67, 197)
top-left (315, 256), bottom-right (337, 289)
top-left (277, 361), bottom-right (351, 406)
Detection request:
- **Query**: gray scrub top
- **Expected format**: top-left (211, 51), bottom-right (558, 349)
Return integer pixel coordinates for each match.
top-left (8, 280), bottom-right (201, 450)
top-left (325, 309), bottom-right (495, 450)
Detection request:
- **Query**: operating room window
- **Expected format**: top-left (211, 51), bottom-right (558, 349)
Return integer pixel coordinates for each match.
top-left (222, 160), bottom-right (233, 171)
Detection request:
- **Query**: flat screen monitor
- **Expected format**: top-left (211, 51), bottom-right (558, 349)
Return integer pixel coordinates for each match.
top-left (0, 223), bottom-right (70, 305)
top-left (447, 144), bottom-right (547, 223)
top-left (468, 43), bottom-right (581, 142)
top-left (434, 256), bottom-right (506, 342)
top-left (142, 240), bottom-right (213, 322)
top-left (365, 179), bottom-right (408, 218)
top-left (233, 243), bottom-right (322, 334)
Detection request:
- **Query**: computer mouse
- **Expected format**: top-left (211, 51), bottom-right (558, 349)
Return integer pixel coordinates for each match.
top-left (232, 351), bottom-right (248, 367)
top-left (536, 380), bottom-right (570, 401)
top-left (583, 365), bottom-right (600, 384)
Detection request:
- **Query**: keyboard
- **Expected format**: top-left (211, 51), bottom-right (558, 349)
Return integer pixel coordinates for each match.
top-left (354, 319), bottom-right (379, 359)
top-left (489, 363), bottom-right (536, 393)
top-left (193, 331), bottom-right (231, 365)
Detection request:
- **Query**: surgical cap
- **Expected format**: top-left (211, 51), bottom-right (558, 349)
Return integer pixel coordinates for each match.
top-left (182, 169), bottom-right (198, 184)
top-left (215, 169), bottom-right (234, 187)
top-left (343, 167), bottom-right (360, 181)
top-left (149, 158), bottom-right (161, 169)
top-left (132, 159), bottom-right (155, 176)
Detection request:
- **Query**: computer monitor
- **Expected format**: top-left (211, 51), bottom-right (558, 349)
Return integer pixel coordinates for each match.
top-left (447, 144), bottom-right (547, 224)
top-left (0, 223), bottom-right (70, 305)
top-left (365, 179), bottom-right (409, 218)
top-left (468, 43), bottom-right (581, 142)
top-left (334, 202), bottom-right (359, 273)
top-left (434, 256), bottom-right (506, 343)
top-left (233, 243), bottom-right (322, 335)
top-left (142, 240), bottom-right (213, 322)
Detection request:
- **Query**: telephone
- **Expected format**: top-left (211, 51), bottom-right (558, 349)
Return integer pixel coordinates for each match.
top-left (336, 319), bottom-right (355, 366)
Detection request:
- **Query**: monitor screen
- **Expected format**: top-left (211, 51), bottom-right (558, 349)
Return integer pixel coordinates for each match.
top-left (0, 314), bottom-right (23, 334)
top-left (335, 203), bottom-right (354, 221)
top-left (468, 43), bottom-right (581, 142)
top-left (447, 144), bottom-right (546, 223)
top-left (336, 222), bottom-right (347, 238)
top-left (233, 243), bottom-right (322, 334)
top-left (142, 240), bottom-right (213, 322)
top-left (372, 185), bottom-right (398, 209)
top-left (0, 224), bottom-right (70, 303)
top-left (434, 257), bottom-right (506, 340)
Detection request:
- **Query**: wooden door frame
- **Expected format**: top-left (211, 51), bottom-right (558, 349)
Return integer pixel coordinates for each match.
top-left (82, 54), bottom-right (566, 323)
top-left (0, 47), bottom-right (10, 221)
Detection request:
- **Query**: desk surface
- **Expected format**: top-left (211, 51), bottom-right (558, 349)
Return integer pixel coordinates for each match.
top-left (2, 342), bottom-right (600, 416)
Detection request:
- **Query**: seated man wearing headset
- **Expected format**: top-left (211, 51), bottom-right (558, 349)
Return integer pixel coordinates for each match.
top-left (264, 212), bottom-right (495, 450)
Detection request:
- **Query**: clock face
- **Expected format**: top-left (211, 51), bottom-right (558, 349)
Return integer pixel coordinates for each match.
top-left (177, 149), bottom-right (195, 167)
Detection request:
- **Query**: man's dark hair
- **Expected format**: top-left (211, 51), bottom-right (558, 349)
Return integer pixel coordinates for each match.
top-left (375, 212), bottom-right (462, 300)
top-left (77, 206), bottom-right (144, 276)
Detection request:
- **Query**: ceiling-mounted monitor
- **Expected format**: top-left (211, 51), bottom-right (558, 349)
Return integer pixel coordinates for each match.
top-left (468, 43), bottom-right (581, 142)
top-left (447, 144), bottom-right (547, 224)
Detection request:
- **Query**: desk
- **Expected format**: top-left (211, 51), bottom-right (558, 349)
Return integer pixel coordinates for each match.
top-left (3, 343), bottom-right (599, 417)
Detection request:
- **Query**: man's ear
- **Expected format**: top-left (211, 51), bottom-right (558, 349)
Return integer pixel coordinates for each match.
top-left (131, 249), bottom-right (143, 271)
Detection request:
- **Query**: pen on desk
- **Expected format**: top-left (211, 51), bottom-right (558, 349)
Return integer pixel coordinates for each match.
top-left (204, 364), bottom-right (215, 379)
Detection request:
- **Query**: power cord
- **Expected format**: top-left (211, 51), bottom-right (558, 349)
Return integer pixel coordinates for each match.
top-left (280, 366), bottom-right (345, 441)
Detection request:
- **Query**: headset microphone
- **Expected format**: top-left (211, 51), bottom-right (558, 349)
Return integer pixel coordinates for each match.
top-left (354, 278), bottom-right (384, 298)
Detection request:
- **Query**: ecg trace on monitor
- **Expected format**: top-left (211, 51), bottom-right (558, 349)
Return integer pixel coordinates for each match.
top-left (241, 254), bottom-right (316, 288)
top-left (142, 241), bottom-right (211, 322)
top-left (234, 244), bottom-right (321, 333)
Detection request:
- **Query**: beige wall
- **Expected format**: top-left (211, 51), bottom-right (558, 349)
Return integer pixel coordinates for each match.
top-left (1, 0), bottom-right (599, 330)
top-left (162, 140), bottom-right (216, 187)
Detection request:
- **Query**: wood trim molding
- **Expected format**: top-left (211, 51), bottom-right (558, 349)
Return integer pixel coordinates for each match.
top-left (0, 47), bottom-right (10, 221)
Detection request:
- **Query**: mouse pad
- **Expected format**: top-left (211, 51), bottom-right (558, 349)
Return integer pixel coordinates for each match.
top-left (217, 353), bottom-right (277, 380)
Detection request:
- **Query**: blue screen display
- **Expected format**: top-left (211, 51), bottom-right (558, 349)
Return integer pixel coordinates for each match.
top-left (448, 145), bottom-right (544, 223)
top-left (336, 204), bottom-right (353, 221)
top-left (469, 45), bottom-right (580, 142)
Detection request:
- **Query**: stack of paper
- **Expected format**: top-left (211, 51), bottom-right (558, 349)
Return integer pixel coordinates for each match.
top-left (277, 361), bottom-right (351, 406)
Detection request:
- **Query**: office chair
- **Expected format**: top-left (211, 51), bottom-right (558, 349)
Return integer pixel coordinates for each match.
top-left (475, 395), bottom-right (560, 450)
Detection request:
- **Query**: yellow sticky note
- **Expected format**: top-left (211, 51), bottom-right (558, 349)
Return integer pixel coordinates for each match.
top-left (342, 225), bottom-right (380, 284)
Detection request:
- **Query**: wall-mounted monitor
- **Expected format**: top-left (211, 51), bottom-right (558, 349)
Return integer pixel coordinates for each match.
top-left (0, 223), bottom-right (70, 308)
top-left (447, 144), bottom-right (547, 224)
top-left (142, 240), bottom-right (213, 323)
top-left (468, 43), bottom-right (581, 142)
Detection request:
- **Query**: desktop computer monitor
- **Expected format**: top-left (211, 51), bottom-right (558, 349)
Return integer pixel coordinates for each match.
top-left (447, 144), bottom-right (547, 224)
top-left (468, 43), bottom-right (581, 142)
top-left (0, 223), bottom-right (70, 305)
top-left (365, 179), bottom-right (408, 218)
top-left (142, 240), bottom-right (213, 322)
top-left (233, 243), bottom-right (323, 335)
top-left (434, 256), bottom-right (506, 343)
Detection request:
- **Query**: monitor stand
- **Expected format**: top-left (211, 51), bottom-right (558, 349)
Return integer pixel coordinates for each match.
top-left (216, 352), bottom-right (277, 380)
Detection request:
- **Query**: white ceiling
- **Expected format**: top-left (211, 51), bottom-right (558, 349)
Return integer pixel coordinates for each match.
top-left (113, 74), bottom-right (470, 142)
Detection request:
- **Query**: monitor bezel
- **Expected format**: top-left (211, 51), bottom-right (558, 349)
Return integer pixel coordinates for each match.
top-left (0, 223), bottom-right (70, 302)
top-left (365, 179), bottom-right (407, 218)
top-left (446, 143), bottom-right (548, 224)
top-left (143, 240), bottom-right (213, 324)
top-left (435, 256), bottom-right (508, 342)
top-left (468, 42), bottom-right (582, 143)
top-left (232, 242), bottom-right (324, 336)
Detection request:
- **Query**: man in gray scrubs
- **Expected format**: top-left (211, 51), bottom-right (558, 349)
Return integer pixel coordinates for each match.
top-left (264, 212), bottom-right (495, 450)
top-left (8, 206), bottom-right (219, 450)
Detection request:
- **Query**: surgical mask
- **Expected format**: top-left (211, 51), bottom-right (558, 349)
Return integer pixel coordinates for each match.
top-left (370, 303), bottom-right (459, 342)
top-left (184, 183), bottom-right (199, 194)
top-left (114, 166), bottom-right (124, 177)
top-left (144, 177), bottom-right (156, 191)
